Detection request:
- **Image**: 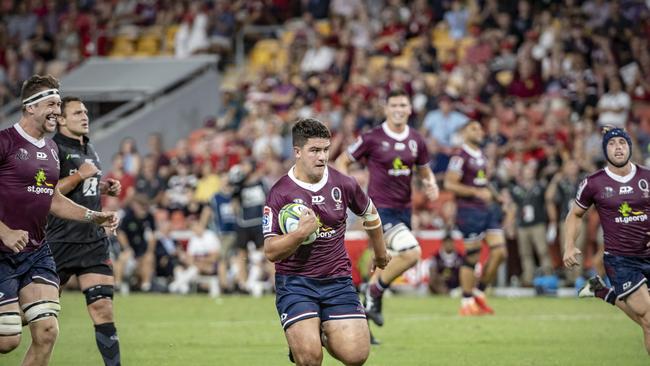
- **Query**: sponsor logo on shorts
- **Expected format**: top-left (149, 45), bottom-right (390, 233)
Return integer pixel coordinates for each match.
top-left (0, 292), bottom-right (4, 299)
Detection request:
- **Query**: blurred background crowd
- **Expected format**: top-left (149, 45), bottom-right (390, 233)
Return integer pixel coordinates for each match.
top-left (2, 0), bottom-right (650, 297)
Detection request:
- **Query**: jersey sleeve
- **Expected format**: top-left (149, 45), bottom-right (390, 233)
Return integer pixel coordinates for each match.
top-left (447, 155), bottom-right (465, 174)
top-left (347, 133), bottom-right (371, 162)
top-left (346, 177), bottom-right (371, 216)
top-left (574, 177), bottom-right (594, 210)
top-left (262, 187), bottom-right (284, 238)
top-left (0, 130), bottom-right (11, 163)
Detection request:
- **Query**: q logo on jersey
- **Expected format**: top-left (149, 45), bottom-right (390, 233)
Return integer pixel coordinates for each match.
top-left (331, 187), bottom-right (343, 210)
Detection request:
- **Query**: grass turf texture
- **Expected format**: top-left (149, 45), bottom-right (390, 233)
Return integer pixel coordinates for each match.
top-left (1, 293), bottom-right (645, 365)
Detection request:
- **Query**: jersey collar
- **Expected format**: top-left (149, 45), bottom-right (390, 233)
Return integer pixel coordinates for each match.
top-left (604, 163), bottom-right (637, 183)
top-left (53, 132), bottom-right (89, 148)
top-left (289, 165), bottom-right (329, 192)
top-left (13, 123), bottom-right (45, 148)
top-left (381, 122), bottom-right (409, 141)
top-left (462, 144), bottom-right (482, 159)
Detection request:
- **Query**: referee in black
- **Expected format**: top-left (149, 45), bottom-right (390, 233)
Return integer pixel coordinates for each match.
top-left (46, 96), bottom-right (122, 366)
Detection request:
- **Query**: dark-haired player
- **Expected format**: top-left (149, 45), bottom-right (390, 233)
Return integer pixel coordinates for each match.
top-left (336, 89), bottom-right (438, 327)
top-left (264, 118), bottom-right (390, 365)
top-left (0, 75), bottom-right (118, 365)
top-left (47, 96), bottom-right (122, 365)
top-left (444, 120), bottom-right (507, 315)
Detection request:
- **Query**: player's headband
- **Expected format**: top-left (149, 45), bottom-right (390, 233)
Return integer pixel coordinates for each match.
top-left (22, 88), bottom-right (60, 106)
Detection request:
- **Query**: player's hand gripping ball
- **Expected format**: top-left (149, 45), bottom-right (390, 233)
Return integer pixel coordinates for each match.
top-left (279, 203), bottom-right (319, 245)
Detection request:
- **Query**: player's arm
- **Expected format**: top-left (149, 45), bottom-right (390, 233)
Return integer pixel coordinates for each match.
top-left (443, 165), bottom-right (491, 201)
top-left (360, 201), bottom-right (391, 269)
top-left (50, 188), bottom-right (119, 231)
top-left (335, 150), bottom-right (354, 175)
top-left (263, 208), bottom-right (319, 262)
top-left (0, 219), bottom-right (28, 253)
top-left (562, 201), bottom-right (588, 268)
top-left (416, 164), bottom-right (439, 201)
top-left (57, 161), bottom-right (99, 195)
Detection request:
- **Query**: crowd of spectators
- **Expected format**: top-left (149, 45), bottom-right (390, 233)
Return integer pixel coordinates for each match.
top-left (3, 0), bottom-right (650, 294)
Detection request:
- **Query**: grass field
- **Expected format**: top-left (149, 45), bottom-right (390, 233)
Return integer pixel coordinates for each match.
top-left (1, 293), bottom-right (646, 365)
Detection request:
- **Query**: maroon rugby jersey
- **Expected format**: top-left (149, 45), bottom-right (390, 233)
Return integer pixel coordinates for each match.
top-left (263, 166), bottom-right (370, 278)
top-left (347, 122), bottom-right (430, 209)
top-left (0, 124), bottom-right (60, 253)
top-left (575, 164), bottom-right (650, 256)
top-left (447, 144), bottom-right (489, 209)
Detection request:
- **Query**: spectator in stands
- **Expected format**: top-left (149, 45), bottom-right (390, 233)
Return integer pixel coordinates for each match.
top-left (597, 76), bottom-right (631, 128)
top-left (135, 154), bottom-right (166, 207)
top-left (116, 195), bottom-right (157, 293)
top-left (422, 94), bottom-right (469, 172)
top-left (105, 153), bottom-right (135, 206)
top-left (164, 162), bottom-right (198, 213)
top-left (155, 219), bottom-right (179, 285)
top-left (169, 221), bottom-right (221, 295)
top-left (119, 137), bottom-right (142, 176)
top-left (300, 34), bottom-right (335, 74)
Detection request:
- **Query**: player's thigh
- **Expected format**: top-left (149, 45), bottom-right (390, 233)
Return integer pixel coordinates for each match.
top-left (19, 282), bottom-right (60, 342)
top-left (285, 317), bottom-right (323, 362)
top-left (322, 318), bottom-right (370, 361)
top-left (384, 224), bottom-right (419, 255)
top-left (623, 283), bottom-right (650, 320)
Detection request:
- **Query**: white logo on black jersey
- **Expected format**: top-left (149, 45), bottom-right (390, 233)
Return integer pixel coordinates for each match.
top-left (82, 177), bottom-right (98, 196)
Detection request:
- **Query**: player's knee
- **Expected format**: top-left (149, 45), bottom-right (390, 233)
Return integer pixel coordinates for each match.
top-left (490, 245), bottom-right (508, 261)
top-left (401, 245), bottom-right (421, 265)
top-left (338, 348), bottom-right (369, 366)
top-left (84, 284), bottom-right (114, 305)
top-left (293, 346), bottom-right (323, 366)
top-left (88, 299), bottom-right (114, 324)
top-left (0, 335), bottom-right (20, 354)
top-left (462, 247), bottom-right (481, 269)
top-left (31, 319), bottom-right (59, 347)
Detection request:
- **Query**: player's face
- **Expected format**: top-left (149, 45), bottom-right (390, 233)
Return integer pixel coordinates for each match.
top-left (384, 96), bottom-right (412, 126)
top-left (59, 101), bottom-right (89, 136)
top-left (464, 121), bottom-right (484, 145)
top-left (295, 137), bottom-right (330, 182)
top-left (606, 136), bottom-right (630, 167)
top-left (29, 96), bottom-right (61, 134)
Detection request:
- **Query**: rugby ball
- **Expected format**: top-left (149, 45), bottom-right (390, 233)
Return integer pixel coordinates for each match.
top-left (279, 203), bottom-right (319, 245)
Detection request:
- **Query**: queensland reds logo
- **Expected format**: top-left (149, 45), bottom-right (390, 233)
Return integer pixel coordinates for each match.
top-left (331, 187), bottom-right (343, 211)
top-left (639, 179), bottom-right (649, 198)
